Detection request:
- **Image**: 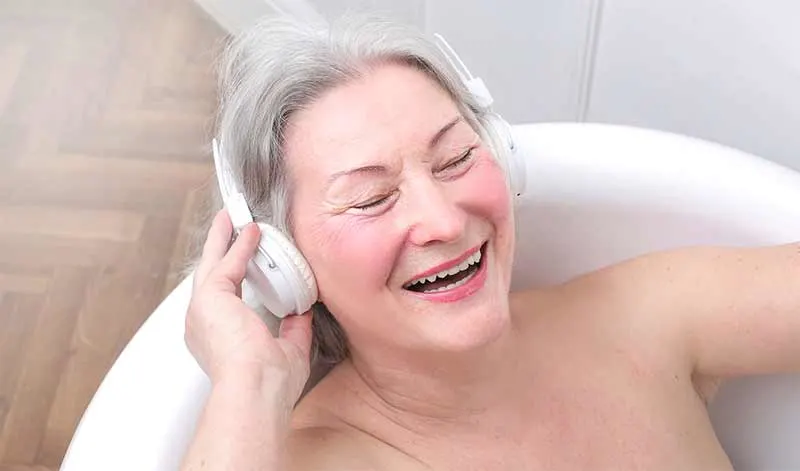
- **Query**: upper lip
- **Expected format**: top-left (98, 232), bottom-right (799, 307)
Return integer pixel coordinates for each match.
top-left (402, 242), bottom-right (484, 287)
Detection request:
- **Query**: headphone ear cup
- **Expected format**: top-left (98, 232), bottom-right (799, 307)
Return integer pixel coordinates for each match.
top-left (250, 223), bottom-right (318, 317)
top-left (483, 113), bottom-right (526, 198)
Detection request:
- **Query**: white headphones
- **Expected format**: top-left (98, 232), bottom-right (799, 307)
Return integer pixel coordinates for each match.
top-left (432, 34), bottom-right (527, 198)
top-left (211, 34), bottom-right (527, 318)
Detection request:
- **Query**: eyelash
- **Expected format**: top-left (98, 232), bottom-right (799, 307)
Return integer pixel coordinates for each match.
top-left (350, 148), bottom-right (476, 212)
top-left (352, 193), bottom-right (393, 211)
top-left (440, 147), bottom-right (476, 173)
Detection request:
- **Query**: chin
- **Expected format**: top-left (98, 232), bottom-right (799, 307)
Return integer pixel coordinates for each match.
top-left (429, 301), bottom-right (512, 353)
top-left (406, 243), bottom-right (514, 352)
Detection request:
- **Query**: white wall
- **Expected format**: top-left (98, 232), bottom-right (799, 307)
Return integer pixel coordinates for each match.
top-left (425, 0), bottom-right (599, 124)
top-left (309, 0), bottom-right (425, 28)
top-left (192, 0), bottom-right (424, 33)
top-left (193, 0), bottom-right (800, 171)
top-left (587, 0), bottom-right (800, 171)
top-left (191, 0), bottom-right (597, 124)
top-left (193, 0), bottom-right (326, 32)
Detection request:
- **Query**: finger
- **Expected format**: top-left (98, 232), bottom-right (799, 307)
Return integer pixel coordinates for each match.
top-left (213, 222), bottom-right (261, 285)
top-left (195, 210), bottom-right (234, 285)
top-left (279, 311), bottom-right (313, 360)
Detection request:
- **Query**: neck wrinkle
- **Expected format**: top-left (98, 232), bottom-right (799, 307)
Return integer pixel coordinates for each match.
top-left (343, 320), bottom-right (522, 434)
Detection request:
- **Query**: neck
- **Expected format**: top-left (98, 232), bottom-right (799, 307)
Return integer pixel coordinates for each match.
top-left (345, 320), bottom-right (522, 427)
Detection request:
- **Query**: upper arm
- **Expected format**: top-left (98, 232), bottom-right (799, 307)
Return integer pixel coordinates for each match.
top-left (635, 243), bottom-right (800, 379)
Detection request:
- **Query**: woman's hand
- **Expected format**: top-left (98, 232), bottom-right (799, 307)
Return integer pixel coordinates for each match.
top-left (184, 209), bottom-right (312, 402)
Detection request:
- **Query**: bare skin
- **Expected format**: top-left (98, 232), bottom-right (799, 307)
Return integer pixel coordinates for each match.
top-left (181, 60), bottom-right (800, 471)
top-left (290, 244), bottom-right (800, 470)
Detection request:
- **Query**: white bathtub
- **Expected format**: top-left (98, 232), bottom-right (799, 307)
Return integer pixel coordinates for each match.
top-left (61, 122), bottom-right (800, 470)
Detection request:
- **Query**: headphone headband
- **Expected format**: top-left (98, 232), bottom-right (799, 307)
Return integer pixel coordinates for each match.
top-left (211, 138), bottom-right (253, 229)
top-left (433, 34), bottom-right (523, 196)
top-left (432, 34), bottom-right (494, 109)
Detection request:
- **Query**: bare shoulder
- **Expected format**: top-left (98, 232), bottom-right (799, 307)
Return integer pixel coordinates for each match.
top-left (512, 245), bottom-right (741, 311)
top-left (511, 243), bottom-right (799, 399)
top-left (286, 425), bottom-right (383, 471)
top-left (510, 246), bottom-right (702, 364)
top-left (510, 247), bottom-right (674, 320)
top-left (547, 242), bottom-right (800, 315)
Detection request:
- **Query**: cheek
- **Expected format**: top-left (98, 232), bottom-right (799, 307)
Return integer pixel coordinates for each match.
top-left (300, 215), bottom-right (403, 302)
top-left (464, 152), bottom-right (513, 222)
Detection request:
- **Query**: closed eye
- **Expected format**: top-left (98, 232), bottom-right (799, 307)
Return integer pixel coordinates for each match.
top-left (350, 191), bottom-right (397, 213)
top-left (353, 195), bottom-right (389, 210)
top-left (437, 147), bottom-right (476, 175)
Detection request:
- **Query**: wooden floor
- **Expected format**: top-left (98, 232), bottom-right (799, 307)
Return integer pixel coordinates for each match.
top-left (0, 0), bottom-right (225, 469)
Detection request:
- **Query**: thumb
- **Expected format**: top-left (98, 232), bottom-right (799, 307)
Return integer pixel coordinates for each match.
top-left (279, 311), bottom-right (313, 362)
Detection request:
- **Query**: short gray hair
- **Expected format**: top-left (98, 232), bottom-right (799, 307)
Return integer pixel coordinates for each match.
top-left (212, 13), bottom-right (510, 365)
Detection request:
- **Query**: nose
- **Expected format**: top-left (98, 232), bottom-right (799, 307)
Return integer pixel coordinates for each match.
top-left (404, 178), bottom-right (467, 247)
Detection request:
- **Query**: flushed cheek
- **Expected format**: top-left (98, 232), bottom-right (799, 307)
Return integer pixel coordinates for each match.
top-left (309, 217), bottom-right (405, 298)
top-left (463, 155), bottom-right (513, 224)
top-left (465, 156), bottom-right (515, 269)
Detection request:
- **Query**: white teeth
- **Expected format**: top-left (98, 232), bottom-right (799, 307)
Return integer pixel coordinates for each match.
top-left (406, 247), bottom-right (483, 288)
top-left (423, 269), bottom-right (477, 293)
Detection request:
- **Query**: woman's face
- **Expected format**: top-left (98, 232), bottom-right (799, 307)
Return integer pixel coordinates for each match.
top-left (285, 63), bottom-right (515, 355)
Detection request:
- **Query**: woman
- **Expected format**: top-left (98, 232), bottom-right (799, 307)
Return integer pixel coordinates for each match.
top-left (181, 14), bottom-right (800, 471)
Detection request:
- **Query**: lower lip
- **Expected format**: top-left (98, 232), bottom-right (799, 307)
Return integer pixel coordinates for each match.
top-left (407, 245), bottom-right (488, 303)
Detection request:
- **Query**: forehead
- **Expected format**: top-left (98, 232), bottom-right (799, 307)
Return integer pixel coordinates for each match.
top-left (283, 63), bottom-right (464, 179)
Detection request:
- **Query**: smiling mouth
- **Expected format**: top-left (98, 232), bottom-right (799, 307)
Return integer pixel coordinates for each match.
top-left (403, 243), bottom-right (487, 294)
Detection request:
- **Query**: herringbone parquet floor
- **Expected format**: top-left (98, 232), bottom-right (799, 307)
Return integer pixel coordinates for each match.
top-left (0, 1), bottom-right (225, 469)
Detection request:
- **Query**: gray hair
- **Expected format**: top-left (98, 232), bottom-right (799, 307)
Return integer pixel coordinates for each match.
top-left (211, 13), bottom-right (511, 366)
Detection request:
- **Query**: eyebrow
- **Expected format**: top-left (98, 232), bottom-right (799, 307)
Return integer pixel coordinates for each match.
top-left (428, 116), bottom-right (463, 149)
top-left (327, 116), bottom-right (463, 184)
